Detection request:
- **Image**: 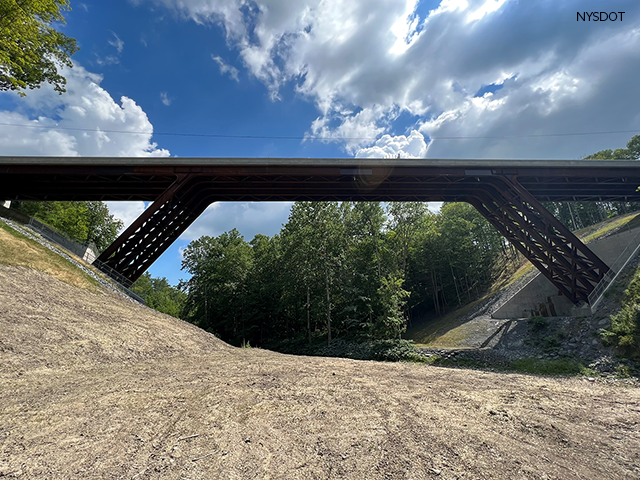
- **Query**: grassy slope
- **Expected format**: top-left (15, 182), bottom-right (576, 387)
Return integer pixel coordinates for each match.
top-left (0, 221), bottom-right (99, 291)
top-left (406, 212), bottom-right (640, 346)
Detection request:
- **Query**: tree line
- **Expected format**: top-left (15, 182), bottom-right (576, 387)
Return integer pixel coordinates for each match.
top-left (12, 200), bottom-right (123, 252)
top-left (179, 201), bottom-right (509, 348)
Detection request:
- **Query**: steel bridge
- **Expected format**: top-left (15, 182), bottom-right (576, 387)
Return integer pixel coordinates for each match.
top-left (2, 156), bottom-right (640, 305)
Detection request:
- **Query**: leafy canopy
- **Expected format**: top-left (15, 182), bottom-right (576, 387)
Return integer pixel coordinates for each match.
top-left (0, 0), bottom-right (78, 95)
top-left (14, 201), bottom-right (123, 252)
top-left (583, 134), bottom-right (640, 160)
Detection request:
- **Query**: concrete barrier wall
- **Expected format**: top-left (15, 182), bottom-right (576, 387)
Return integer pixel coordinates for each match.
top-left (492, 226), bottom-right (640, 319)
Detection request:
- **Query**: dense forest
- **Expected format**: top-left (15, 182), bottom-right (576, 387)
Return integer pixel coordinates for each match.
top-left (178, 199), bottom-right (638, 352)
top-left (180, 202), bottom-right (504, 349)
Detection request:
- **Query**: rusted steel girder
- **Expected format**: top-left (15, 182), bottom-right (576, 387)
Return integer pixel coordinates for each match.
top-left (96, 174), bottom-right (211, 282)
top-left (468, 177), bottom-right (609, 304)
top-left (95, 170), bottom-right (611, 304)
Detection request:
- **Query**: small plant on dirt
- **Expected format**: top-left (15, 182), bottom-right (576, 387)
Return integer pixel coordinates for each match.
top-left (529, 316), bottom-right (549, 332)
top-left (616, 365), bottom-right (631, 378)
top-left (510, 358), bottom-right (582, 376)
top-left (542, 335), bottom-right (561, 353)
top-left (579, 366), bottom-right (599, 377)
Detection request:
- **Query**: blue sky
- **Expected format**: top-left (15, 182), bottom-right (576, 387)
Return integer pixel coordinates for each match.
top-left (1, 0), bottom-right (639, 284)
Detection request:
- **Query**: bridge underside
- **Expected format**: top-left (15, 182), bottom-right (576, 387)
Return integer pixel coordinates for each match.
top-left (3, 157), bottom-right (640, 304)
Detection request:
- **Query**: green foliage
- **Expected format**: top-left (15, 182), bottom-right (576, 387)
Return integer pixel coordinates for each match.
top-left (14, 200), bottom-right (123, 252)
top-left (316, 339), bottom-right (421, 362)
top-left (131, 272), bottom-right (186, 318)
top-left (0, 0), bottom-right (79, 95)
top-left (181, 229), bottom-right (253, 341)
top-left (179, 201), bottom-right (509, 354)
top-left (509, 358), bottom-right (583, 376)
top-left (602, 264), bottom-right (640, 359)
top-left (583, 135), bottom-right (640, 161)
top-left (529, 316), bottom-right (548, 332)
top-left (375, 275), bottom-right (410, 339)
top-left (616, 365), bottom-right (631, 378)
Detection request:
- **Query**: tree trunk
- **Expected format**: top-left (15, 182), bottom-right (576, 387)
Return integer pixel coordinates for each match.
top-left (325, 266), bottom-right (332, 345)
top-left (306, 284), bottom-right (311, 344)
top-left (451, 263), bottom-right (461, 306)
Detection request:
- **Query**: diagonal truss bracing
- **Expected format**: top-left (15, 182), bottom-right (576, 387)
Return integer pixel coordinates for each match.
top-left (467, 177), bottom-right (609, 304)
top-left (96, 175), bottom-right (211, 282)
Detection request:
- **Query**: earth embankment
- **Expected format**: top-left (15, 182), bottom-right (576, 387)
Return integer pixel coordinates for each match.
top-left (1, 264), bottom-right (639, 479)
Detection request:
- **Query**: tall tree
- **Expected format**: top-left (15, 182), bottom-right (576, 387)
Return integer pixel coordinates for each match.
top-left (181, 229), bottom-right (253, 343)
top-left (0, 0), bottom-right (78, 95)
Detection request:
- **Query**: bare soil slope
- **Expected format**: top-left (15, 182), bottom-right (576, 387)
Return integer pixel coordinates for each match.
top-left (1, 265), bottom-right (640, 479)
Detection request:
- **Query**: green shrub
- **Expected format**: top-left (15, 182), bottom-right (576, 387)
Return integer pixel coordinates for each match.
top-left (602, 266), bottom-right (640, 360)
top-left (529, 316), bottom-right (548, 332)
top-left (510, 358), bottom-right (582, 376)
top-left (541, 335), bottom-right (561, 352)
top-left (316, 339), bottom-right (419, 362)
top-left (369, 339), bottom-right (419, 362)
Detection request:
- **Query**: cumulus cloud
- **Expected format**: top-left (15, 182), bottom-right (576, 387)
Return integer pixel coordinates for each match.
top-left (211, 55), bottom-right (240, 82)
top-left (0, 65), bottom-right (170, 157)
top-left (0, 63), bottom-right (170, 231)
top-left (140, 0), bottom-right (640, 158)
top-left (356, 130), bottom-right (428, 158)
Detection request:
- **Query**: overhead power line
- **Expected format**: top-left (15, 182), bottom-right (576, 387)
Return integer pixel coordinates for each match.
top-left (0, 122), bottom-right (638, 141)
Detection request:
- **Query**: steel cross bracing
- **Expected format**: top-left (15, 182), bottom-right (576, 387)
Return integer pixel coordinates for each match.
top-left (96, 176), bottom-right (212, 281)
top-left (3, 157), bottom-right (640, 304)
top-left (467, 177), bottom-right (610, 304)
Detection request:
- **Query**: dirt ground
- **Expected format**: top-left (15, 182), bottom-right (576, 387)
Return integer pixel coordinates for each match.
top-left (1, 265), bottom-right (640, 479)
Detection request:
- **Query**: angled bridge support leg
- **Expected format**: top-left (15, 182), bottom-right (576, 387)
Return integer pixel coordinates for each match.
top-left (468, 176), bottom-right (609, 305)
top-left (96, 175), bottom-right (211, 283)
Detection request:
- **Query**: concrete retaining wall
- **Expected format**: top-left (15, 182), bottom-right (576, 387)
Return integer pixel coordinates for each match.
top-left (492, 226), bottom-right (640, 319)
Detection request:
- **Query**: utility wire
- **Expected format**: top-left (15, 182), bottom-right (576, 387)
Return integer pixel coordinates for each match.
top-left (0, 121), bottom-right (638, 141)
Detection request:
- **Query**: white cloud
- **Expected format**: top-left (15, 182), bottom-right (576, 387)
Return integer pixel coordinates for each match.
top-left (182, 202), bottom-right (293, 241)
top-left (108, 32), bottom-right (125, 54)
top-left (160, 92), bottom-right (172, 106)
top-left (95, 54), bottom-right (120, 66)
top-left (141, 0), bottom-right (640, 159)
top-left (0, 65), bottom-right (170, 158)
top-left (355, 130), bottom-right (427, 158)
top-left (211, 55), bottom-right (240, 82)
top-left (0, 63), bottom-right (170, 230)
